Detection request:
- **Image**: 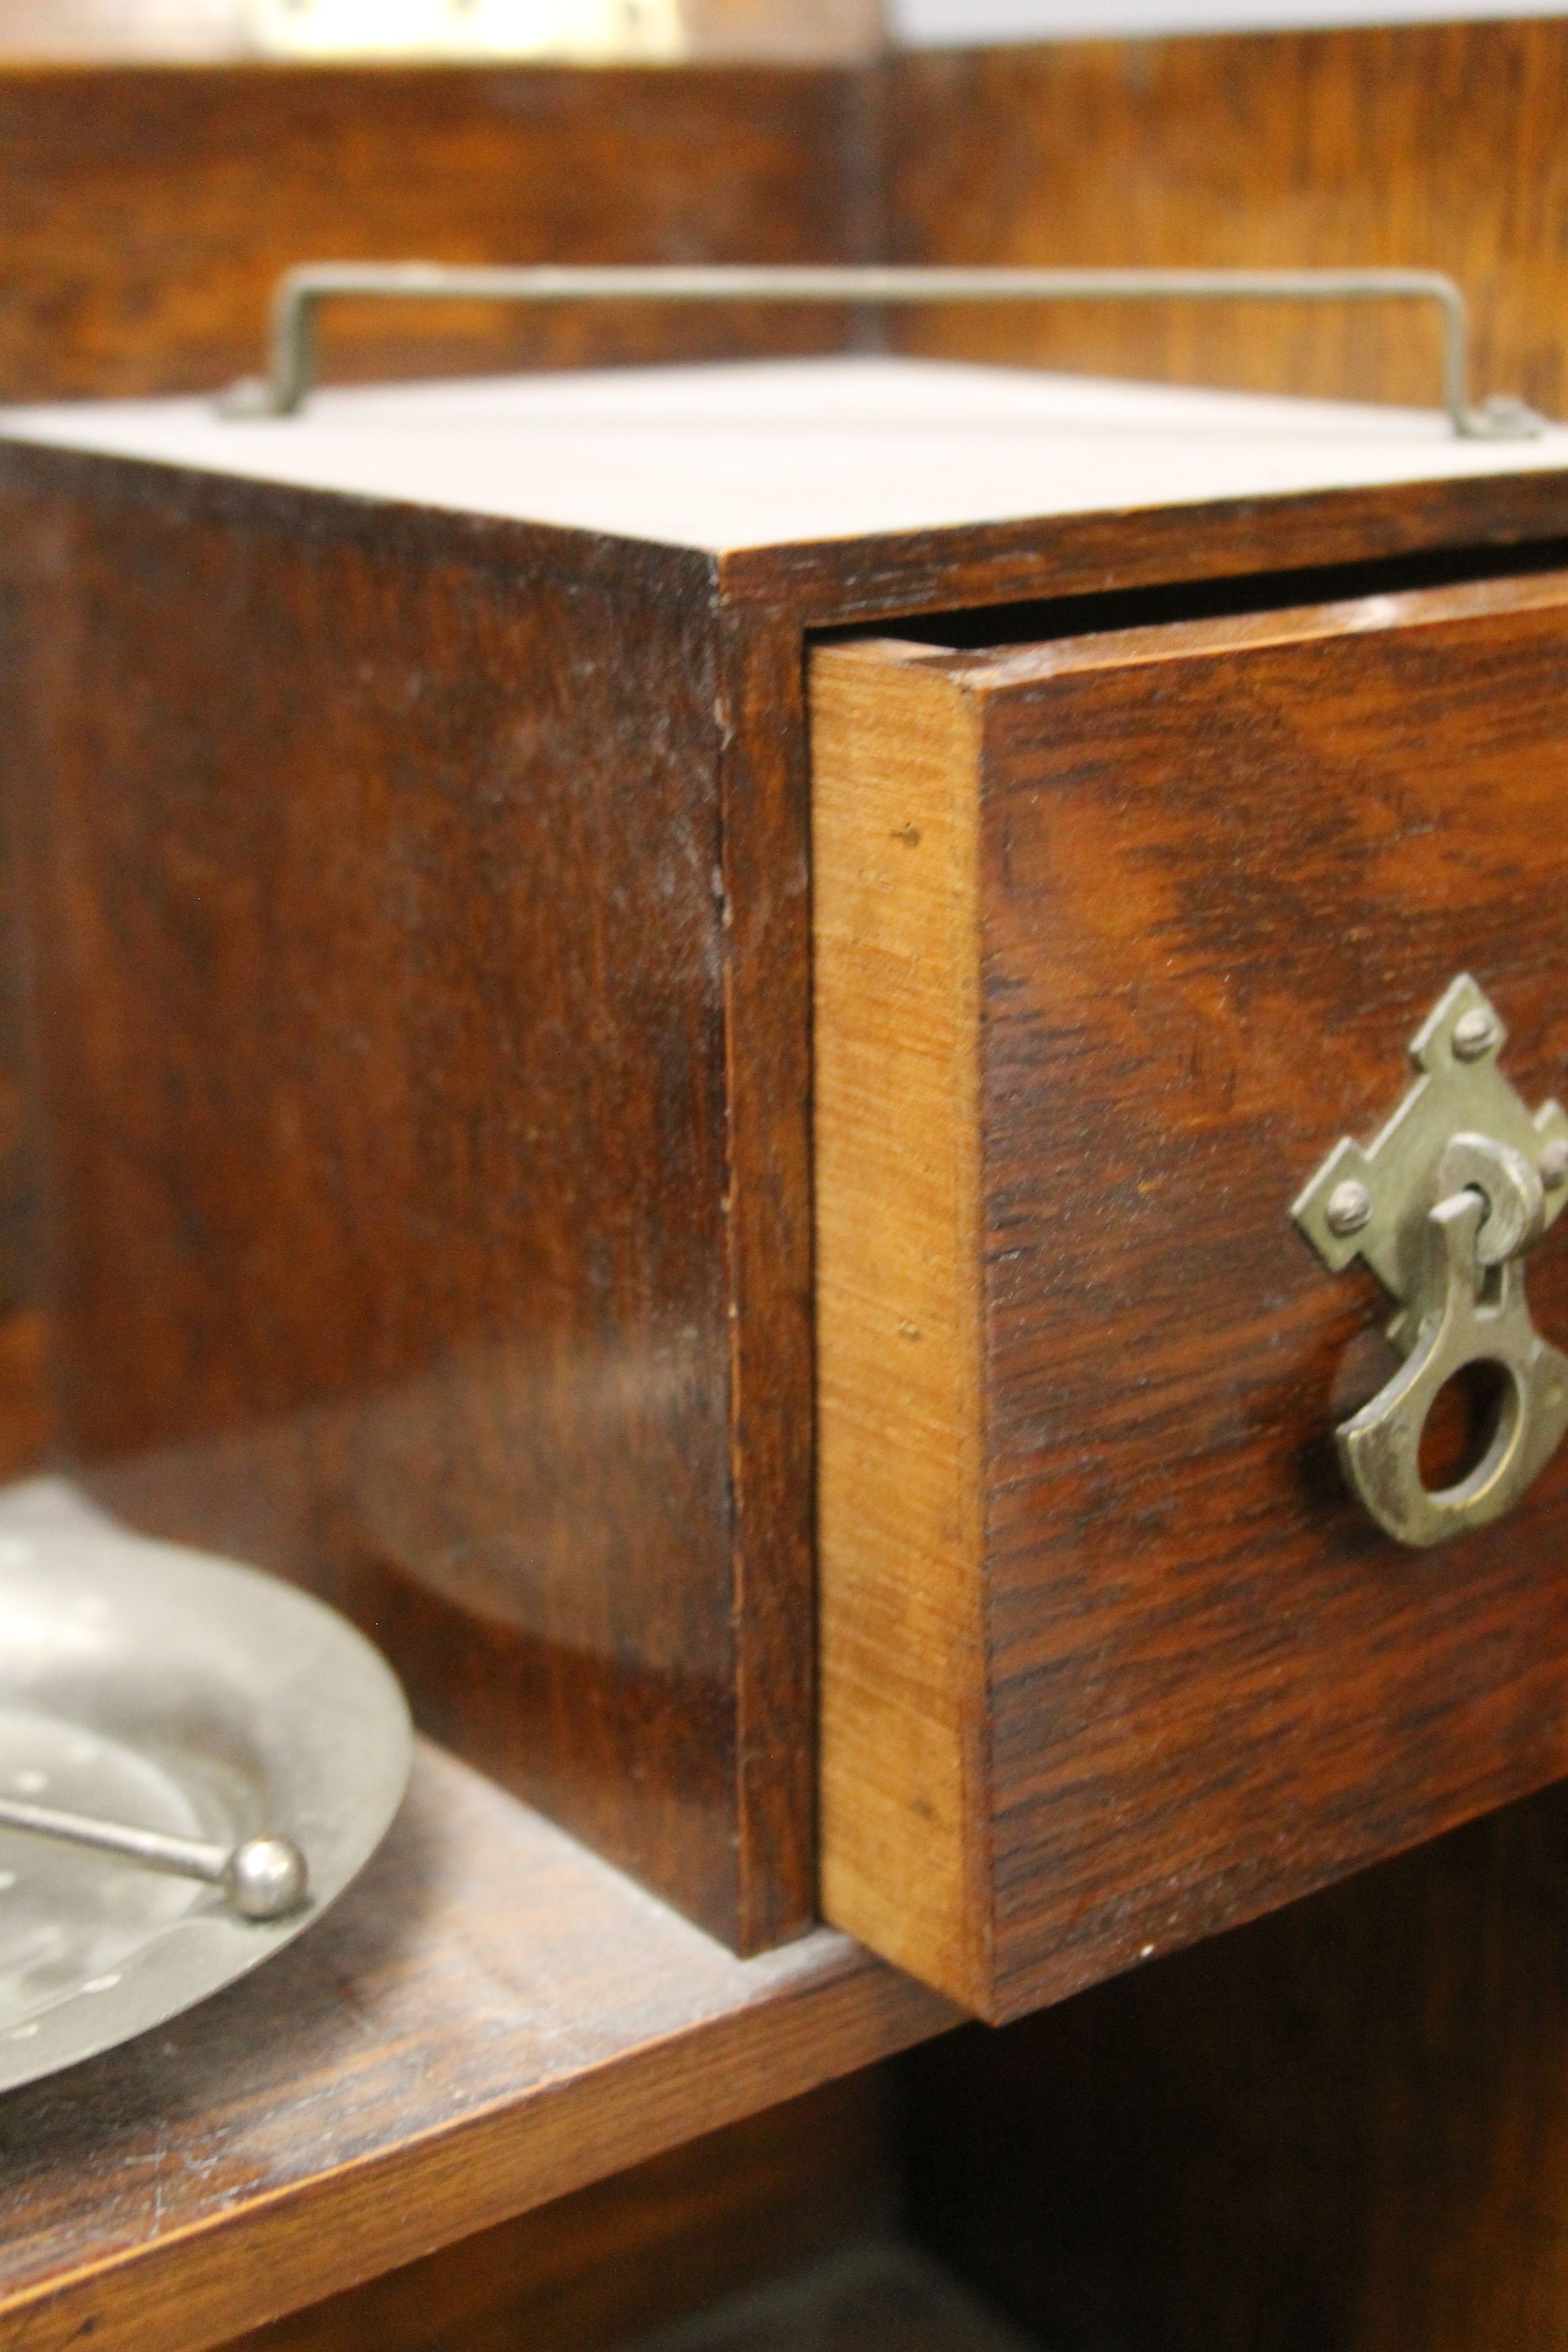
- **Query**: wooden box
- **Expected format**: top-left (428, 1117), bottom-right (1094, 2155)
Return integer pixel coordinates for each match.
top-left (6, 358), bottom-right (1568, 1981)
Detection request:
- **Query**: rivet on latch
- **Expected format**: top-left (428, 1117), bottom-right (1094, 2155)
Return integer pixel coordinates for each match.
top-left (1293, 975), bottom-right (1568, 1548)
top-left (1326, 1181), bottom-right (1373, 1238)
top-left (1451, 1008), bottom-right (1500, 1062)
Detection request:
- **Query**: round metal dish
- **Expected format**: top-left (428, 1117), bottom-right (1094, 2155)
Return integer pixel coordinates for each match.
top-left (0, 1478), bottom-right (411, 2094)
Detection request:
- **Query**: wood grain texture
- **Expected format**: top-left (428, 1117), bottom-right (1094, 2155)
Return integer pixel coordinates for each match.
top-left (0, 61), bottom-right (870, 406)
top-left (724, 494), bottom-right (1568, 1964)
top-left (884, 23), bottom-right (1568, 421)
top-left (0, 1736), bottom-right (955, 2352)
top-left (902, 1775), bottom-right (1568, 2352)
top-left (715, 473), bottom-right (1568, 629)
top-left (0, 452), bottom-right (765, 1943)
top-left (220, 2075), bottom-right (898, 2352)
top-left (814, 642), bottom-right (988, 2005)
top-left (16, 416), bottom-right (1568, 1959)
top-left (0, 1304), bottom-right (51, 1478)
top-left (715, 609), bottom-right (824, 1951)
top-left (814, 570), bottom-right (1568, 2019)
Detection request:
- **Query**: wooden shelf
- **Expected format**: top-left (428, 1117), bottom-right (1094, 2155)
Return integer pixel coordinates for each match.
top-left (0, 1739), bottom-right (956, 2352)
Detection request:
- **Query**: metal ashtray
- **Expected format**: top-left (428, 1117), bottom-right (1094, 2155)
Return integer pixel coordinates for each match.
top-left (0, 1478), bottom-right (411, 2093)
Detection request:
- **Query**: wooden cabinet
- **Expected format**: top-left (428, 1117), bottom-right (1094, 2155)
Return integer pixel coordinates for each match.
top-left (12, 28), bottom-right (1568, 2352)
top-left (813, 576), bottom-right (1568, 2019)
top-left (7, 355), bottom-right (1568, 1983)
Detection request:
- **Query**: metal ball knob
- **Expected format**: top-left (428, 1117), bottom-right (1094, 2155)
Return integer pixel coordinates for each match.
top-left (224, 1834), bottom-right (310, 1921)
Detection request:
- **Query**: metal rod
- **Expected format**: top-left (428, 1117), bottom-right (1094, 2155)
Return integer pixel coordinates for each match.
top-left (0, 1793), bottom-right (228, 1877)
top-left (216, 262), bottom-right (1547, 440)
top-left (0, 1795), bottom-right (310, 1919)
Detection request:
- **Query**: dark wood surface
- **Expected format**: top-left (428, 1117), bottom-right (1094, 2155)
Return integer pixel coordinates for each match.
top-left (0, 62), bottom-right (870, 406)
top-left (950, 570), bottom-right (1568, 2015)
top-left (0, 1304), bottom-right (50, 1478)
top-left (0, 1736), bottom-right (953, 2352)
top-left (903, 1775), bottom-right (1568, 2352)
top-left (716, 475), bottom-right (1568, 628)
top-left (221, 2074), bottom-right (899, 2352)
top-left (624, 2242), bottom-right (1037, 2352)
top-left (0, 451), bottom-right (779, 1946)
top-left (884, 21), bottom-right (1568, 422)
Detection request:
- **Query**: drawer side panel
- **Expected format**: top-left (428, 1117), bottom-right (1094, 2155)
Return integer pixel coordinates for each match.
top-left (812, 644), bottom-right (992, 2011)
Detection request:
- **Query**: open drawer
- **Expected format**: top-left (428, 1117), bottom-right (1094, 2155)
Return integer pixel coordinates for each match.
top-left (14, 346), bottom-right (1568, 1978)
top-left (813, 570), bottom-right (1568, 2021)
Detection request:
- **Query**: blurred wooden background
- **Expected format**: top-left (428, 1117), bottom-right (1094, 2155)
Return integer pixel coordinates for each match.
top-left (885, 21), bottom-right (1568, 421)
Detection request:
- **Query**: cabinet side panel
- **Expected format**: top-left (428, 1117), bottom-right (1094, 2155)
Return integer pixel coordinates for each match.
top-left (0, 452), bottom-right (778, 1947)
top-left (812, 644), bottom-right (990, 2010)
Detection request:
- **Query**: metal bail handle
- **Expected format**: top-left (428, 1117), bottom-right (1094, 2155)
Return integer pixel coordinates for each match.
top-left (216, 262), bottom-right (1549, 441)
top-left (1294, 977), bottom-right (1568, 1549)
top-left (1338, 1185), bottom-right (1568, 1547)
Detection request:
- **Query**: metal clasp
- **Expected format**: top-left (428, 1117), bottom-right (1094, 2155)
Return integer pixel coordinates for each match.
top-left (1293, 976), bottom-right (1568, 1548)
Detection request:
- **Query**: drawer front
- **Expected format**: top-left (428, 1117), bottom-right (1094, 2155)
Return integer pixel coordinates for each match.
top-left (813, 571), bottom-right (1568, 2021)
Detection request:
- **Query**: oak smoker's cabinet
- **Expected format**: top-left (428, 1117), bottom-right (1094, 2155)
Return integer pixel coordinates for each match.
top-left (6, 357), bottom-right (1568, 2016)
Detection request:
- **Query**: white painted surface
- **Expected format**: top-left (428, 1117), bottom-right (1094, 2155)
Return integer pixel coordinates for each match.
top-left (5, 357), bottom-right (1566, 555)
top-left (891, 0), bottom-right (1567, 42)
top-left (0, 0), bottom-right (879, 61)
top-left (0, 0), bottom-right (246, 57)
top-left (247, 0), bottom-right (684, 59)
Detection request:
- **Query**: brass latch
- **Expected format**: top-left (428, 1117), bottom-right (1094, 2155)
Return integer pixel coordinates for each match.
top-left (1293, 976), bottom-right (1568, 1548)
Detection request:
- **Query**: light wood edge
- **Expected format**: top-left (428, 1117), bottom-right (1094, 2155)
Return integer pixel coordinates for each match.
top-left (812, 639), bottom-right (993, 2017)
top-left (1, 1952), bottom-right (953, 2352)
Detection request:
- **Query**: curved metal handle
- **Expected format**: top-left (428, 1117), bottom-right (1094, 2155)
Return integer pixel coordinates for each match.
top-left (1339, 1187), bottom-right (1568, 1548)
top-left (217, 262), bottom-right (1548, 441)
top-left (1294, 976), bottom-right (1568, 1549)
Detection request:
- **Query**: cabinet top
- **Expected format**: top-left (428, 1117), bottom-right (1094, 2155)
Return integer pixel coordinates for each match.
top-left (7, 356), bottom-right (1568, 558)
